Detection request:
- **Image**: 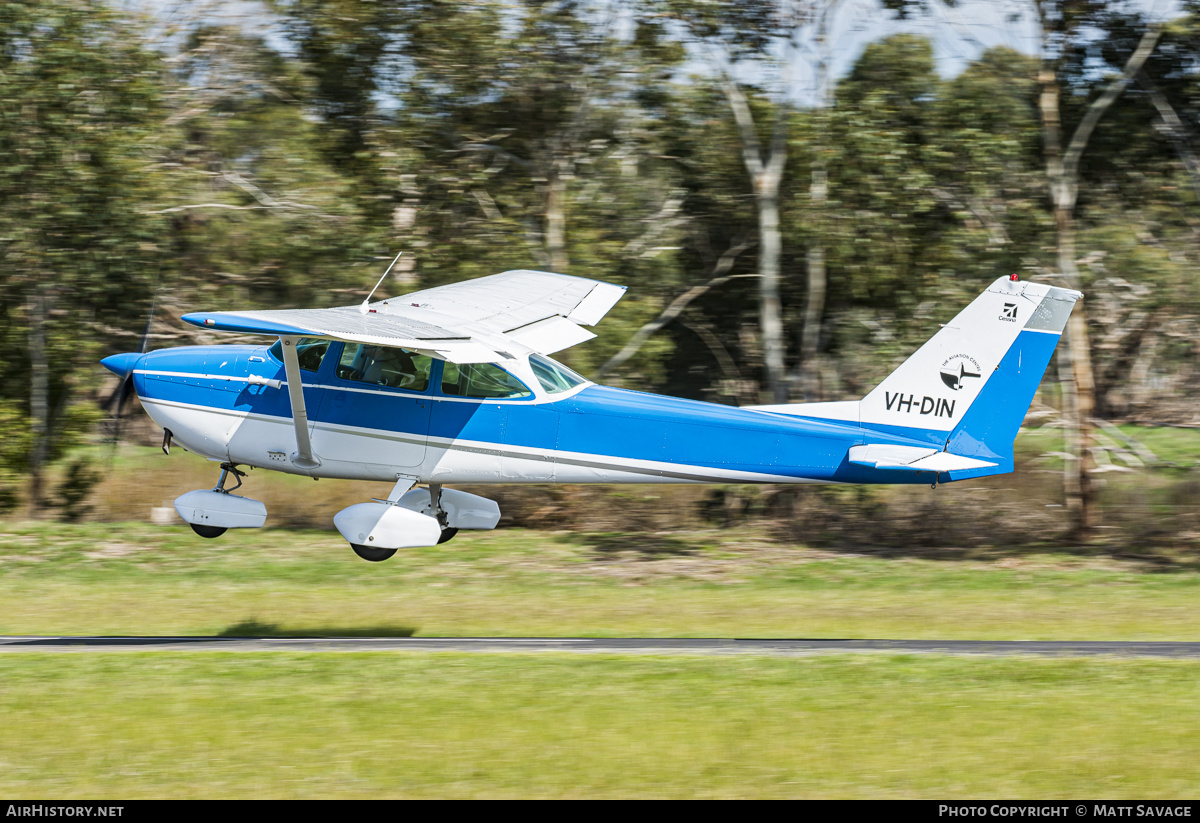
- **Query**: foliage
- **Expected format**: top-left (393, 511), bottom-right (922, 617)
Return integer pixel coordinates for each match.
top-left (0, 0), bottom-right (166, 510)
top-left (51, 458), bottom-right (101, 522)
top-left (0, 0), bottom-right (1196, 523)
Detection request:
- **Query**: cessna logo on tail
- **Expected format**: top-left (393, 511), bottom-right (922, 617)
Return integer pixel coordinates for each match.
top-left (940, 354), bottom-right (982, 391)
top-left (1000, 303), bottom-right (1018, 322)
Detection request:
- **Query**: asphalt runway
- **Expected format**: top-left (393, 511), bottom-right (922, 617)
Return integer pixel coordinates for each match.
top-left (2, 636), bottom-right (1200, 657)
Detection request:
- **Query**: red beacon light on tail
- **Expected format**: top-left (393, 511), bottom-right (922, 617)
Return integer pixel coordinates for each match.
top-left (1010, 273), bottom-right (1019, 281)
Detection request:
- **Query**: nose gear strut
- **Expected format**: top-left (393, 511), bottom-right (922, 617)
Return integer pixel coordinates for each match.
top-left (213, 462), bottom-right (246, 495)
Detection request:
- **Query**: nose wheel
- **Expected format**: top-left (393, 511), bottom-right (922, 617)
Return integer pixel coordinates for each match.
top-left (178, 463), bottom-right (262, 539)
top-left (190, 524), bottom-right (227, 539)
top-left (351, 544), bottom-right (397, 562)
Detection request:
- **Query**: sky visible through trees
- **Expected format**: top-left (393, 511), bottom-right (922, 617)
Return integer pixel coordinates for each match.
top-left (1, 0), bottom-right (1197, 540)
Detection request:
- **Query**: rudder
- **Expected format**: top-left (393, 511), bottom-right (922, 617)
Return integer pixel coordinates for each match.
top-left (857, 275), bottom-right (1080, 475)
top-left (747, 275), bottom-right (1081, 480)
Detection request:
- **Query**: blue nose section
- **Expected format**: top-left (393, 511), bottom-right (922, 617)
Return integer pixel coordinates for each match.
top-left (101, 352), bottom-right (143, 379)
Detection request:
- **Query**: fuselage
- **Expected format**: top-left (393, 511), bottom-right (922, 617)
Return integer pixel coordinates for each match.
top-left (117, 341), bottom-right (946, 486)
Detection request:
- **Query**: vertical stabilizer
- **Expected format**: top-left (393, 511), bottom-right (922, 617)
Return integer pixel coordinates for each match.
top-left (747, 275), bottom-right (1081, 478)
top-left (859, 277), bottom-right (1080, 447)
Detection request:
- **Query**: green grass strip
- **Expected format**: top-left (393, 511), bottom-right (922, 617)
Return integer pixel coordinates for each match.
top-left (1, 653), bottom-right (1198, 798)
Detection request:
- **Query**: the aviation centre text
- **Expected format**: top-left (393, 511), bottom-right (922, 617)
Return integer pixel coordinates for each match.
top-left (885, 391), bottom-right (956, 418)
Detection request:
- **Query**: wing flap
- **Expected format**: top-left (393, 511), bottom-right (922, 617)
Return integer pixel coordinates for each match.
top-left (567, 282), bottom-right (627, 326)
top-left (504, 315), bottom-right (596, 354)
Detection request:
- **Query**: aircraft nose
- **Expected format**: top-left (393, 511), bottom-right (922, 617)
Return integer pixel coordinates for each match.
top-left (101, 352), bottom-right (143, 379)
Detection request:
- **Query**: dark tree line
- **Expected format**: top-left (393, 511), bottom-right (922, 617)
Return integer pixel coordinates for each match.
top-left (1, 0), bottom-right (1197, 537)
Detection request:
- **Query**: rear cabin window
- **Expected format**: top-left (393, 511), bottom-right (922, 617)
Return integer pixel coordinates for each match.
top-left (441, 362), bottom-right (532, 400)
top-left (529, 353), bottom-right (587, 394)
top-left (338, 343), bottom-right (432, 391)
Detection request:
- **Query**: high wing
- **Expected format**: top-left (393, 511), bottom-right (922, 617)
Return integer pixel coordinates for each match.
top-left (181, 269), bottom-right (627, 364)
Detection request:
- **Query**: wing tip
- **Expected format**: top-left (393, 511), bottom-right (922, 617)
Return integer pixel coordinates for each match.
top-left (181, 312), bottom-right (309, 337)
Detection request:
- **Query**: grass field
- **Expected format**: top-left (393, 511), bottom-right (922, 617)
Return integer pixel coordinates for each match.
top-left (2, 653), bottom-right (1198, 798)
top-left (5, 458), bottom-right (1200, 798)
top-left (3, 521), bottom-right (1200, 639)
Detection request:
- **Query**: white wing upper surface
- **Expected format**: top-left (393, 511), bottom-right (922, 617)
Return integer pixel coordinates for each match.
top-left (181, 269), bottom-right (627, 364)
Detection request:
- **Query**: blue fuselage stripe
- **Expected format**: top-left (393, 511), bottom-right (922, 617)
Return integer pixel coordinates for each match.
top-left (128, 333), bottom-right (1057, 485)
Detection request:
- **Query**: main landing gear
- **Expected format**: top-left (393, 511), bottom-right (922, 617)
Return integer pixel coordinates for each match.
top-left (333, 482), bottom-right (500, 562)
top-left (350, 526), bottom-right (457, 559)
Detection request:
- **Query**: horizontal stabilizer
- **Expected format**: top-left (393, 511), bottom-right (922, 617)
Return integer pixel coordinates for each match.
top-left (848, 444), bottom-right (996, 472)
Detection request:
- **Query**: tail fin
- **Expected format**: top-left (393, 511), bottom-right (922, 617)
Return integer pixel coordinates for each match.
top-left (751, 276), bottom-right (1081, 478)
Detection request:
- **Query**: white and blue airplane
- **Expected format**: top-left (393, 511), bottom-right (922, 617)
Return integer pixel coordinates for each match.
top-left (101, 269), bottom-right (1080, 561)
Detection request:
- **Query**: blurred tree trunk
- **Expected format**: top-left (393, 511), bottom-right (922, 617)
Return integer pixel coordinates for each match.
top-left (722, 78), bottom-right (789, 404)
top-left (594, 239), bottom-right (753, 379)
top-left (545, 157), bottom-right (571, 273)
top-left (27, 293), bottom-right (48, 517)
top-left (1037, 23), bottom-right (1162, 537)
top-left (1138, 73), bottom-right (1200, 203)
top-left (799, 174), bottom-right (827, 402)
top-left (796, 0), bottom-right (841, 402)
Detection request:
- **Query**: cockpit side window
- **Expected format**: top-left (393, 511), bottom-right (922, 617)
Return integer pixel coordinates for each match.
top-left (529, 353), bottom-right (587, 394)
top-left (441, 362), bottom-right (532, 399)
top-left (296, 338), bottom-right (330, 372)
top-left (268, 338), bottom-right (329, 373)
top-left (338, 343), bottom-right (432, 391)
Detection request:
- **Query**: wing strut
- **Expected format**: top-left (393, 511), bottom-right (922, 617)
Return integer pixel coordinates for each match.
top-left (279, 336), bottom-right (320, 469)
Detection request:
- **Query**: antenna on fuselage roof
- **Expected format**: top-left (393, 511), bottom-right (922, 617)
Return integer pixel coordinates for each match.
top-left (359, 251), bottom-right (404, 315)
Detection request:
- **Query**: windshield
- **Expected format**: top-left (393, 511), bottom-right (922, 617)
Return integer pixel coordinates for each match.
top-left (529, 353), bottom-right (588, 394)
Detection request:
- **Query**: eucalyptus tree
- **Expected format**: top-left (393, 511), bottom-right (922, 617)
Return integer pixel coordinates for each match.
top-left (1031, 2), bottom-right (1161, 532)
top-left (886, 0), bottom-right (1170, 535)
top-left (280, 1), bottom-right (692, 383)
top-left (147, 22), bottom-right (375, 313)
top-left (0, 1), bottom-right (167, 514)
top-left (1056, 5), bottom-right (1200, 425)
top-left (664, 1), bottom-right (810, 403)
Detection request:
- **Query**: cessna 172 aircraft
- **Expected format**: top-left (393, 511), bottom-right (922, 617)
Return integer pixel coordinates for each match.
top-left (102, 269), bottom-right (1080, 561)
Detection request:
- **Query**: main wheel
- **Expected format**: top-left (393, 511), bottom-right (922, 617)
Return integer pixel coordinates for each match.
top-left (437, 527), bottom-right (459, 545)
top-left (351, 543), bottom-right (397, 562)
top-left (190, 523), bottom-right (227, 539)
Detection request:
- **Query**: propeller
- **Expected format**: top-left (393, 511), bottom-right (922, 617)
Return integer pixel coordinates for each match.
top-left (105, 290), bottom-right (157, 446)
